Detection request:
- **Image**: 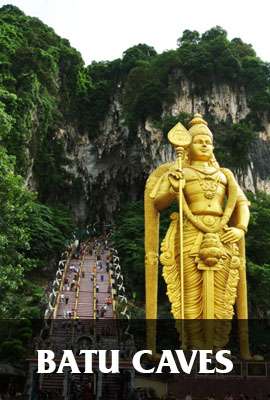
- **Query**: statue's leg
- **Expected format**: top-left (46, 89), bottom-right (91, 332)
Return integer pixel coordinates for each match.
top-left (214, 240), bottom-right (240, 349)
top-left (214, 256), bottom-right (232, 348)
top-left (175, 224), bottom-right (204, 348)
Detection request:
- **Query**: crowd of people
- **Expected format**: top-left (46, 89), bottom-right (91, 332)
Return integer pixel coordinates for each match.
top-left (90, 238), bottom-right (114, 320)
top-left (53, 234), bottom-right (115, 321)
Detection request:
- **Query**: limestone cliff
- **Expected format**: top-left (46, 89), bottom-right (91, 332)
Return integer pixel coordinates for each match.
top-left (49, 79), bottom-right (270, 222)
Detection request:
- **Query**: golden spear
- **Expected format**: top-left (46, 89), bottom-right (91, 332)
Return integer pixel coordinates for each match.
top-left (168, 123), bottom-right (191, 348)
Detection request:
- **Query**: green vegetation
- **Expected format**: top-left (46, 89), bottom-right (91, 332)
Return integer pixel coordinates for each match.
top-left (122, 26), bottom-right (270, 131)
top-left (0, 320), bottom-right (41, 362)
top-left (0, 4), bottom-right (89, 187)
top-left (111, 201), bottom-right (144, 301)
top-left (0, 147), bottom-right (74, 317)
top-left (213, 119), bottom-right (257, 173)
top-left (0, 5), bottom-right (79, 316)
top-left (245, 192), bottom-right (270, 316)
top-left (112, 201), bottom-right (176, 310)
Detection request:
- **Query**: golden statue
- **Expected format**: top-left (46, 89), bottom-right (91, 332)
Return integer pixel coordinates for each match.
top-left (145, 114), bottom-right (251, 358)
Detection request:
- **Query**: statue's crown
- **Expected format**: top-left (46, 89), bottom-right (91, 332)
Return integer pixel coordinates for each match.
top-left (188, 113), bottom-right (213, 140)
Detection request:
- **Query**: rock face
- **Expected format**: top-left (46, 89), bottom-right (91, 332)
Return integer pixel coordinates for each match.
top-left (168, 78), bottom-right (250, 123)
top-left (29, 79), bottom-right (270, 223)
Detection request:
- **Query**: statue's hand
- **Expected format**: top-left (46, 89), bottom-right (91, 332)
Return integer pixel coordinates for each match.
top-left (221, 227), bottom-right (244, 244)
top-left (168, 170), bottom-right (185, 192)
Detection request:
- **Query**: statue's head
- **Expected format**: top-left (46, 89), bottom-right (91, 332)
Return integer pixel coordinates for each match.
top-left (188, 114), bottom-right (214, 163)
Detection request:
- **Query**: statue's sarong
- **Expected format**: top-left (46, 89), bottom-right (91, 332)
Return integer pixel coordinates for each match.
top-left (161, 214), bottom-right (240, 348)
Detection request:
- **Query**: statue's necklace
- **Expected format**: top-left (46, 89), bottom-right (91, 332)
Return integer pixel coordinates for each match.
top-left (189, 165), bottom-right (218, 175)
top-left (192, 169), bottom-right (221, 200)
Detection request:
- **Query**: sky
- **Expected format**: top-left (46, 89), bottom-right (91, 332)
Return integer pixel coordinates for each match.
top-left (0, 0), bottom-right (269, 65)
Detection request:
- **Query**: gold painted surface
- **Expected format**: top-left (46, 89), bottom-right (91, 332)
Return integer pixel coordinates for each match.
top-left (145, 114), bottom-right (251, 358)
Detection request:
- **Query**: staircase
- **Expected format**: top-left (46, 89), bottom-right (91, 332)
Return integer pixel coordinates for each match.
top-left (28, 237), bottom-right (133, 400)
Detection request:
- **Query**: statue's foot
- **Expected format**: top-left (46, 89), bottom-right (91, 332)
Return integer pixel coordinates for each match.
top-left (252, 354), bottom-right (264, 361)
top-left (213, 347), bottom-right (236, 360)
top-left (241, 352), bottom-right (264, 361)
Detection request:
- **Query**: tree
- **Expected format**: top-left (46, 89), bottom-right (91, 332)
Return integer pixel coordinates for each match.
top-left (230, 38), bottom-right (256, 60)
top-left (177, 29), bottom-right (200, 46)
top-left (122, 43), bottom-right (157, 73)
top-left (201, 26), bottom-right (227, 41)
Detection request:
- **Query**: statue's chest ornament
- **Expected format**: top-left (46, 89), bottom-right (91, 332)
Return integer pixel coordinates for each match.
top-left (189, 167), bottom-right (221, 199)
top-left (198, 174), bottom-right (221, 199)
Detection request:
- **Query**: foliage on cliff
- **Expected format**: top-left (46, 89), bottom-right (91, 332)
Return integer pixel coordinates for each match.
top-left (81, 26), bottom-right (269, 175)
top-left (122, 27), bottom-right (270, 128)
top-left (0, 4), bottom-right (90, 194)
